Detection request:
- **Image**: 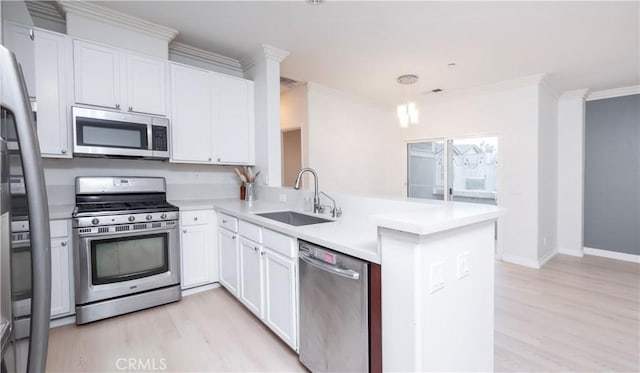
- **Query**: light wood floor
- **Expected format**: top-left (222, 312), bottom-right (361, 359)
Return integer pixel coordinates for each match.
top-left (47, 255), bottom-right (639, 372)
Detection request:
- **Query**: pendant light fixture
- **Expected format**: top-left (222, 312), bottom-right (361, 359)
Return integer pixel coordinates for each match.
top-left (396, 74), bottom-right (419, 128)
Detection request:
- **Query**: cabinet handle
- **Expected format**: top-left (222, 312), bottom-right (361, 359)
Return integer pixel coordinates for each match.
top-left (232, 235), bottom-right (236, 240)
top-left (128, 106), bottom-right (133, 112)
top-left (193, 217), bottom-right (198, 221)
top-left (183, 230), bottom-right (187, 233)
top-left (260, 250), bottom-right (265, 256)
top-left (29, 29), bottom-right (34, 40)
top-left (222, 219), bottom-right (227, 223)
top-left (115, 104), bottom-right (121, 109)
top-left (60, 241), bottom-right (67, 247)
top-left (61, 149), bottom-right (67, 154)
top-left (208, 157), bottom-right (212, 162)
top-left (254, 246), bottom-right (259, 252)
top-left (217, 158), bottom-right (221, 162)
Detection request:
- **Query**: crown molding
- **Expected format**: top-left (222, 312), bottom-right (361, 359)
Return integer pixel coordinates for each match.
top-left (169, 42), bottom-right (242, 74)
top-left (586, 85), bottom-right (640, 101)
top-left (59, 0), bottom-right (178, 42)
top-left (559, 88), bottom-right (590, 100)
top-left (25, 1), bottom-right (66, 26)
top-left (240, 44), bottom-right (290, 71)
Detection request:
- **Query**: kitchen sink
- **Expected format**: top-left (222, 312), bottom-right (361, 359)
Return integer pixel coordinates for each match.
top-left (255, 211), bottom-right (333, 226)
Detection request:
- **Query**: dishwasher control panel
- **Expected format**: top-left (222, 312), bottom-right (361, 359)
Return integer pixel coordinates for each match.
top-left (300, 244), bottom-right (336, 264)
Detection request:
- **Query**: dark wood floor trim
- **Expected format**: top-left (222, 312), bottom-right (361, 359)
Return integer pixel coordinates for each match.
top-left (369, 263), bottom-right (382, 373)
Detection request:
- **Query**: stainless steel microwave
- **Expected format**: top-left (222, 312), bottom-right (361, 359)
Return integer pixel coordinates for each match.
top-left (72, 106), bottom-right (169, 160)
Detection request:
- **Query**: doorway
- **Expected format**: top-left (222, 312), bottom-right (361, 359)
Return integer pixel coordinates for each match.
top-left (281, 128), bottom-right (302, 187)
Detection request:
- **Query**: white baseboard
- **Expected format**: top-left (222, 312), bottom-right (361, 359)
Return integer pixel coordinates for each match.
top-left (538, 250), bottom-right (557, 267)
top-left (181, 282), bottom-right (220, 297)
top-left (558, 246), bottom-right (584, 257)
top-left (50, 315), bottom-right (76, 328)
top-left (501, 254), bottom-right (541, 269)
top-left (584, 247), bottom-right (640, 263)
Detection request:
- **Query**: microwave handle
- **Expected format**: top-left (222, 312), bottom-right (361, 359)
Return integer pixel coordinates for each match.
top-left (0, 45), bottom-right (52, 373)
top-left (147, 124), bottom-right (153, 151)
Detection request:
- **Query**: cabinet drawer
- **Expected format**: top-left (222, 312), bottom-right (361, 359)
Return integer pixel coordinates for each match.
top-left (239, 220), bottom-right (262, 243)
top-left (263, 229), bottom-right (296, 258)
top-left (50, 220), bottom-right (69, 238)
top-left (218, 212), bottom-right (238, 232)
top-left (181, 210), bottom-right (209, 226)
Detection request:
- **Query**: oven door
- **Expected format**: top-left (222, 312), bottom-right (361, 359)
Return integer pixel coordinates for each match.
top-left (74, 225), bottom-right (180, 305)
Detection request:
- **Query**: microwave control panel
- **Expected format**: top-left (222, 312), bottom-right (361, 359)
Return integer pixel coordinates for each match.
top-left (152, 126), bottom-right (168, 151)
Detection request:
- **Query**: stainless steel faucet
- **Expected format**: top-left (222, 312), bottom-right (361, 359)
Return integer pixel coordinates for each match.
top-left (294, 168), bottom-right (321, 213)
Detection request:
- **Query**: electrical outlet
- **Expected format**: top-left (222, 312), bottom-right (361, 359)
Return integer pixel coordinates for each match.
top-left (457, 251), bottom-right (470, 279)
top-left (279, 194), bottom-right (287, 202)
top-left (430, 261), bottom-right (445, 293)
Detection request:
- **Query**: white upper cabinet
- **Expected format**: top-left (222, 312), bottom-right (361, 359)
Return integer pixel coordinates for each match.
top-left (34, 29), bottom-right (72, 158)
top-left (169, 62), bottom-right (255, 165)
top-left (169, 63), bottom-right (213, 163)
top-left (73, 39), bottom-right (167, 116)
top-left (125, 53), bottom-right (167, 115)
top-left (212, 73), bottom-right (255, 164)
top-left (3, 22), bottom-right (36, 98)
top-left (73, 39), bottom-right (121, 110)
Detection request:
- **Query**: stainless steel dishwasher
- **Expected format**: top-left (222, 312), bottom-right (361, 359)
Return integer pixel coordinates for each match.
top-left (299, 240), bottom-right (369, 372)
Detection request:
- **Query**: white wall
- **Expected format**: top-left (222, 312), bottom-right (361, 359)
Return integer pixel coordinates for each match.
top-left (43, 158), bottom-right (238, 204)
top-left (306, 82), bottom-right (403, 197)
top-left (537, 81), bottom-right (559, 264)
top-left (402, 76), bottom-right (544, 267)
top-left (556, 89), bottom-right (589, 257)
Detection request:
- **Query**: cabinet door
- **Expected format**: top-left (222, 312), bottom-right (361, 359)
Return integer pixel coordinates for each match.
top-left (264, 249), bottom-right (297, 349)
top-left (218, 228), bottom-right (239, 296)
top-left (34, 29), bottom-right (71, 158)
top-left (73, 40), bottom-right (121, 110)
top-left (239, 237), bottom-right (263, 318)
top-left (126, 54), bottom-right (167, 116)
top-left (181, 225), bottom-right (210, 289)
top-left (212, 74), bottom-right (254, 164)
top-left (3, 22), bottom-right (36, 98)
top-left (50, 238), bottom-right (71, 318)
top-left (169, 64), bottom-right (213, 163)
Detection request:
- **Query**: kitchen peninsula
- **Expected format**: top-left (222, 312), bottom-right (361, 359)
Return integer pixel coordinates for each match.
top-left (171, 187), bottom-right (504, 372)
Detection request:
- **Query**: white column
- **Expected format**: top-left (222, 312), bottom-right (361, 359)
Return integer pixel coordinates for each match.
top-left (241, 44), bottom-right (289, 187)
top-left (556, 89), bottom-right (589, 257)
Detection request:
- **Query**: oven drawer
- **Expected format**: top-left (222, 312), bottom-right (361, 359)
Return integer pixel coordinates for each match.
top-left (50, 219), bottom-right (69, 238)
top-left (181, 210), bottom-right (209, 226)
top-left (218, 212), bottom-right (238, 232)
top-left (239, 220), bottom-right (262, 243)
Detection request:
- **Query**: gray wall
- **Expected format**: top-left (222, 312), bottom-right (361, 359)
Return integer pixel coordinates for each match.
top-left (585, 94), bottom-right (640, 255)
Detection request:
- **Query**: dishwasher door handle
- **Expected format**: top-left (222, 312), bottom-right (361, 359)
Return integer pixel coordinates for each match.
top-left (299, 251), bottom-right (360, 280)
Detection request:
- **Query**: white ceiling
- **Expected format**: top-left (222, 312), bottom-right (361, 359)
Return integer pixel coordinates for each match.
top-left (95, 1), bottom-right (639, 106)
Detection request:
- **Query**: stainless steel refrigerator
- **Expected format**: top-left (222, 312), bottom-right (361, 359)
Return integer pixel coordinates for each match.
top-left (1, 1), bottom-right (52, 372)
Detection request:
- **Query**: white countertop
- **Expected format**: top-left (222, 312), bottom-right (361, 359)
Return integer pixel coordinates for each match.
top-left (170, 198), bottom-right (505, 264)
top-left (171, 198), bottom-right (381, 263)
top-left (370, 202), bottom-right (505, 236)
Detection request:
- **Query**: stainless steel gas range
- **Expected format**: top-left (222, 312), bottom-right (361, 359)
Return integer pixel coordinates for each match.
top-left (72, 177), bottom-right (181, 324)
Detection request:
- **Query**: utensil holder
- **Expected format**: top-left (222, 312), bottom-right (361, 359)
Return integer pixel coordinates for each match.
top-left (245, 182), bottom-right (256, 202)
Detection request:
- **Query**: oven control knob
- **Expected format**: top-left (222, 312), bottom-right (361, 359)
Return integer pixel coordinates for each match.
top-left (128, 216), bottom-right (135, 222)
top-left (91, 218), bottom-right (99, 225)
top-left (146, 215), bottom-right (152, 221)
top-left (161, 213), bottom-right (167, 219)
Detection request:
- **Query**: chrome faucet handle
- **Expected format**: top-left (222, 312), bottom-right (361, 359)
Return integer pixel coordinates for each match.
top-left (334, 208), bottom-right (342, 218)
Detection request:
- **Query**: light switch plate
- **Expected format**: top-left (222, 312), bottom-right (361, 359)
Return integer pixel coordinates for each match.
top-left (457, 251), bottom-right (470, 279)
top-left (430, 261), bottom-right (445, 293)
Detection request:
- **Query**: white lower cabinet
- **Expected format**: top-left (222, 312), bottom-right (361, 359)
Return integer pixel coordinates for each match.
top-left (218, 227), bottom-right (239, 296)
top-left (180, 210), bottom-right (218, 289)
top-left (218, 213), bottom-right (298, 351)
top-left (49, 219), bottom-right (72, 319)
top-left (239, 237), bottom-right (263, 318)
top-left (263, 248), bottom-right (297, 349)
